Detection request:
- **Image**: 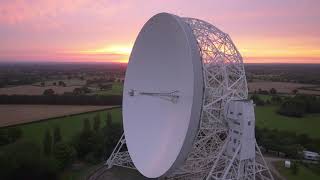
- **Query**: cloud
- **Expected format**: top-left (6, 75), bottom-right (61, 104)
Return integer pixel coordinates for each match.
top-left (0, 0), bottom-right (131, 27)
top-left (0, 50), bottom-right (129, 63)
top-left (0, 0), bottom-right (319, 63)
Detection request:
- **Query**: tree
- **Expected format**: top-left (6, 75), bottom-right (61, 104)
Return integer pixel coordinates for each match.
top-left (278, 99), bottom-right (306, 117)
top-left (53, 126), bottom-right (62, 144)
top-left (82, 118), bottom-right (91, 132)
top-left (0, 129), bottom-right (10, 146)
top-left (106, 112), bottom-right (112, 128)
top-left (93, 115), bottom-right (101, 131)
top-left (291, 162), bottom-right (299, 175)
top-left (7, 128), bottom-right (22, 142)
top-left (269, 88), bottom-right (277, 94)
top-left (58, 81), bottom-right (66, 87)
top-left (73, 88), bottom-right (83, 95)
top-left (43, 129), bottom-right (52, 156)
top-left (43, 89), bottom-right (55, 96)
top-left (0, 128), bottom-right (22, 146)
top-left (53, 142), bottom-right (76, 169)
top-left (0, 140), bottom-right (58, 180)
top-left (103, 123), bottom-right (122, 157)
top-left (72, 130), bottom-right (94, 159)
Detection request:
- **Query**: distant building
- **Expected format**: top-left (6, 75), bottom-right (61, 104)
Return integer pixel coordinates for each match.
top-left (303, 150), bottom-right (319, 161)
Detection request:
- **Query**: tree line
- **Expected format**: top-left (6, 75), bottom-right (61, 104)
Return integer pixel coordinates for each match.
top-left (0, 95), bottom-right (122, 105)
top-left (251, 93), bottom-right (320, 117)
top-left (256, 127), bottom-right (320, 159)
top-left (278, 95), bottom-right (320, 117)
top-left (0, 112), bottom-right (122, 180)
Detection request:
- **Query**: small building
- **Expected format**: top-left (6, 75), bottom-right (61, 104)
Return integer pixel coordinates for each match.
top-left (284, 160), bottom-right (291, 168)
top-left (303, 150), bottom-right (320, 161)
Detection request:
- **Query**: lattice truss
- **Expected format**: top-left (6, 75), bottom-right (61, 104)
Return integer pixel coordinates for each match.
top-left (106, 17), bottom-right (273, 180)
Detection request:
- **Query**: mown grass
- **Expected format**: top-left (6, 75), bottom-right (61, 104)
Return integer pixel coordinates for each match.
top-left (255, 105), bottom-right (320, 138)
top-left (8, 108), bottom-right (122, 145)
top-left (274, 161), bottom-right (320, 180)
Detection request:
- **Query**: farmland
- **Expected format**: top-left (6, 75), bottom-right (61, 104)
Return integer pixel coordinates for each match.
top-left (4, 108), bottom-right (122, 145)
top-left (0, 82), bottom-right (122, 96)
top-left (0, 105), bottom-right (117, 127)
top-left (255, 105), bottom-right (320, 138)
top-left (248, 81), bottom-right (320, 95)
top-left (0, 85), bottom-right (84, 95)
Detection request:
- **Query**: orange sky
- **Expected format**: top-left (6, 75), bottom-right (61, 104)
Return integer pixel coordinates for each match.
top-left (0, 0), bottom-right (319, 63)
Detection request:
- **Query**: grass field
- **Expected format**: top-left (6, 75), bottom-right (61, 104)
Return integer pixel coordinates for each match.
top-left (274, 161), bottom-right (320, 180)
top-left (255, 105), bottom-right (320, 138)
top-left (6, 108), bottom-right (122, 145)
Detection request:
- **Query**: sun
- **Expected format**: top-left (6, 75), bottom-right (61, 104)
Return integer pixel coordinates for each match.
top-left (80, 45), bottom-right (132, 55)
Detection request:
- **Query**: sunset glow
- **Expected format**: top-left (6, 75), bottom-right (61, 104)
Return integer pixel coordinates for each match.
top-left (0, 0), bottom-right (319, 63)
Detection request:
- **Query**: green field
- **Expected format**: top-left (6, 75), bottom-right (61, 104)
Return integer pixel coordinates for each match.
top-left (9, 108), bottom-right (122, 145)
top-left (255, 105), bottom-right (320, 138)
top-left (274, 161), bottom-right (320, 180)
top-left (94, 82), bottom-right (123, 95)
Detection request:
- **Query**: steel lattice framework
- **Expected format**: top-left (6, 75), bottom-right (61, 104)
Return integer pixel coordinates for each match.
top-left (106, 17), bottom-right (273, 180)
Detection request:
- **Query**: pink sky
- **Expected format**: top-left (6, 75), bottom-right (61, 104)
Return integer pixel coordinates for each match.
top-left (0, 0), bottom-right (319, 63)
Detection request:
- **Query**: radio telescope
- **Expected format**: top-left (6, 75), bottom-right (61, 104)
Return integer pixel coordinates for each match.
top-left (106, 13), bottom-right (273, 180)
